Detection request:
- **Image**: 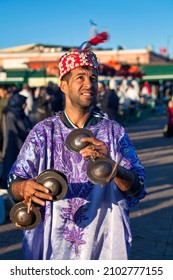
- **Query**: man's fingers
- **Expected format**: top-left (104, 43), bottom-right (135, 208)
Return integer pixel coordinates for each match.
top-left (81, 137), bottom-right (102, 145)
top-left (79, 136), bottom-right (108, 159)
top-left (34, 190), bottom-right (53, 201)
top-left (22, 179), bottom-right (54, 206)
top-left (31, 196), bottom-right (49, 206)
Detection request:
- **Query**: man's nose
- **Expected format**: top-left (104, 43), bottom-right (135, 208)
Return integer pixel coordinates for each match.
top-left (84, 77), bottom-right (92, 88)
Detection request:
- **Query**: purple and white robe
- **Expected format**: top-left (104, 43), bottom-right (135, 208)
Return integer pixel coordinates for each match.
top-left (8, 113), bottom-right (146, 260)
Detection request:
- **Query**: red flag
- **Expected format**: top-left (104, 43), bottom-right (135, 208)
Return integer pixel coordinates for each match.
top-left (159, 47), bottom-right (167, 54)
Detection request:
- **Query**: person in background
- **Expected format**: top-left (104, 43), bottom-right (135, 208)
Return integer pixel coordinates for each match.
top-left (0, 93), bottom-right (32, 189)
top-left (19, 84), bottom-right (34, 117)
top-left (140, 81), bottom-right (151, 101)
top-left (124, 81), bottom-right (140, 122)
top-left (131, 78), bottom-right (140, 96)
top-left (116, 81), bottom-right (128, 115)
top-left (126, 81), bottom-right (140, 104)
top-left (33, 86), bottom-right (52, 124)
top-left (166, 97), bottom-right (173, 137)
top-left (97, 81), bottom-right (119, 120)
top-left (8, 49), bottom-right (146, 260)
top-left (50, 83), bottom-right (64, 114)
top-left (46, 82), bottom-right (64, 115)
top-left (0, 88), bottom-right (10, 159)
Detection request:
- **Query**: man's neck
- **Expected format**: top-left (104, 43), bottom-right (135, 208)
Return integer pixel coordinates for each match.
top-left (64, 108), bottom-right (91, 128)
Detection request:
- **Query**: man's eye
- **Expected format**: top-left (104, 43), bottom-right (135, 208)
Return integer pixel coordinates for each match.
top-left (77, 76), bottom-right (83, 80)
top-left (91, 77), bottom-right (97, 82)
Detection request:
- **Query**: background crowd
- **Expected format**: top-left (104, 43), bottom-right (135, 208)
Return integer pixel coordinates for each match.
top-left (0, 77), bottom-right (173, 191)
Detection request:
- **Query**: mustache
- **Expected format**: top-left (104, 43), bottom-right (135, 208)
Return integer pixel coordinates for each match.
top-left (80, 87), bottom-right (93, 94)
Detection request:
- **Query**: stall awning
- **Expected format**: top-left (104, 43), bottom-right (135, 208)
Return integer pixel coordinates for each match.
top-left (140, 64), bottom-right (173, 81)
top-left (0, 70), bottom-right (27, 84)
top-left (0, 69), bottom-right (58, 86)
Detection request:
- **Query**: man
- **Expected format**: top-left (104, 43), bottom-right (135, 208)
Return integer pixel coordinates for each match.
top-left (19, 83), bottom-right (34, 117)
top-left (8, 49), bottom-right (146, 260)
top-left (97, 81), bottom-right (119, 120)
top-left (1, 93), bottom-right (32, 189)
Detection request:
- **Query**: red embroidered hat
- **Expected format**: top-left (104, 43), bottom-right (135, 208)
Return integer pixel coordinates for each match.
top-left (58, 50), bottom-right (99, 81)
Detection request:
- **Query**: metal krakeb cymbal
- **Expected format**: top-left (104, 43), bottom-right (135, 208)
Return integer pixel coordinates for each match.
top-left (10, 202), bottom-right (41, 230)
top-left (65, 128), bottom-right (94, 153)
top-left (36, 169), bottom-right (68, 201)
top-left (87, 158), bottom-right (117, 186)
top-left (10, 169), bottom-right (68, 230)
top-left (65, 128), bottom-right (117, 186)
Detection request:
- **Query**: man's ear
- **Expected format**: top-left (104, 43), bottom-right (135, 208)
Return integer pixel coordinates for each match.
top-left (60, 80), bottom-right (68, 94)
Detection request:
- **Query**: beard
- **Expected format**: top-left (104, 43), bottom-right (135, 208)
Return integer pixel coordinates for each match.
top-left (69, 92), bottom-right (95, 109)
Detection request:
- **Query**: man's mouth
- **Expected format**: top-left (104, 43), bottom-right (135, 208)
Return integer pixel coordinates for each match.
top-left (81, 91), bottom-right (93, 97)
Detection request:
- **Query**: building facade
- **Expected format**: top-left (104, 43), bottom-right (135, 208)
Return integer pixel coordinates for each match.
top-left (0, 44), bottom-right (173, 86)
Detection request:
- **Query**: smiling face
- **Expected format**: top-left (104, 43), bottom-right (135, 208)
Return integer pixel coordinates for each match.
top-left (60, 66), bottom-right (98, 111)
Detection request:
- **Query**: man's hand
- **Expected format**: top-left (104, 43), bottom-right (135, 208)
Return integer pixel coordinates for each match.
top-left (79, 136), bottom-right (137, 194)
top-left (79, 136), bottom-right (109, 159)
top-left (12, 178), bottom-right (53, 206)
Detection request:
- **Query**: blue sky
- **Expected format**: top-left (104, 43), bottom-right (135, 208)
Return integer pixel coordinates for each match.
top-left (1, 0), bottom-right (173, 56)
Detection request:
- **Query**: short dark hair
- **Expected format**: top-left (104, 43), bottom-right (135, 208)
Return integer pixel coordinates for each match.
top-left (61, 72), bottom-right (71, 83)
